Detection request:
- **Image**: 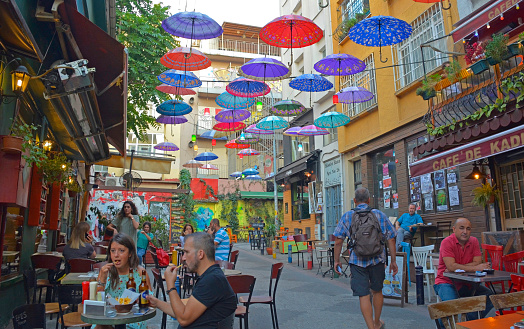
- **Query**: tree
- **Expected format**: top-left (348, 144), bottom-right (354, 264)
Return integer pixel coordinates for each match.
top-left (116, 0), bottom-right (180, 141)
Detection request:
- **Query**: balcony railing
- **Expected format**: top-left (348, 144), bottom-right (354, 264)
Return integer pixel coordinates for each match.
top-left (201, 38), bottom-right (281, 57)
top-left (198, 163), bottom-right (229, 179)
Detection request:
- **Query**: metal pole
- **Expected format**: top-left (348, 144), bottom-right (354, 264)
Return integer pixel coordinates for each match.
top-left (273, 128), bottom-right (278, 229)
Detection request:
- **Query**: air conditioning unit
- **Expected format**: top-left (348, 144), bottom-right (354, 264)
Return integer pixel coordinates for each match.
top-left (105, 177), bottom-right (120, 187)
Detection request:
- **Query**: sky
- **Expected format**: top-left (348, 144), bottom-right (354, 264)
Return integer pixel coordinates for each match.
top-left (158, 0), bottom-right (280, 27)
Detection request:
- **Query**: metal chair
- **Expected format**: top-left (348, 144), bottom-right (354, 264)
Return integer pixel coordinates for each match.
top-left (292, 234), bottom-right (308, 268)
top-left (227, 275), bottom-right (256, 329)
top-left (412, 245), bottom-right (436, 301)
top-left (400, 242), bottom-right (412, 287)
top-left (151, 268), bottom-right (168, 329)
top-left (56, 284), bottom-right (91, 329)
top-left (67, 258), bottom-right (95, 273)
top-left (239, 263), bottom-right (283, 329)
top-left (427, 295), bottom-right (486, 329)
top-left (31, 254), bottom-right (63, 303)
top-left (314, 241), bottom-right (330, 275)
top-left (94, 241), bottom-right (109, 246)
top-left (12, 303), bottom-right (46, 329)
top-left (482, 244), bottom-right (505, 293)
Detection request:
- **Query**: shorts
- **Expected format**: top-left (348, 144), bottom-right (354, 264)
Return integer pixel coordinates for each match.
top-left (350, 263), bottom-right (386, 297)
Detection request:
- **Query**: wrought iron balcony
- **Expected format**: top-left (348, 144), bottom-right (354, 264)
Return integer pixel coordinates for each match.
top-left (197, 38), bottom-right (280, 57)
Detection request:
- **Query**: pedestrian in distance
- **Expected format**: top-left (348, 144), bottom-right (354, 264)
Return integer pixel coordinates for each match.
top-left (395, 203), bottom-right (423, 251)
top-left (333, 187), bottom-right (397, 329)
top-left (180, 223), bottom-right (195, 248)
top-left (107, 200), bottom-right (140, 249)
top-left (208, 218), bottom-right (230, 261)
top-left (137, 221), bottom-right (154, 266)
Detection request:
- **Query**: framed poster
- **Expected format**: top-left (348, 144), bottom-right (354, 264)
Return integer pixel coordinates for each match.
top-left (383, 252), bottom-right (408, 307)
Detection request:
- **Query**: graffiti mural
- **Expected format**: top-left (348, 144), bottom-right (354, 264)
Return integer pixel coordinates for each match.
top-left (195, 207), bottom-right (214, 231)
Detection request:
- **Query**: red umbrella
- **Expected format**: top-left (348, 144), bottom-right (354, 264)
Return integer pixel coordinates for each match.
top-left (237, 148), bottom-right (260, 156)
top-left (412, 0), bottom-right (450, 10)
top-left (161, 47), bottom-right (211, 71)
top-left (213, 122), bottom-right (246, 132)
top-left (156, 84), bottom-right (196, 95)
top-left (225, 139), bottom-right (250, 149)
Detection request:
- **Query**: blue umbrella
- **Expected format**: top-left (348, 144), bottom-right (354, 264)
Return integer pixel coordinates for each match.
top-left (230, 171), bottom-right (242, 178)
top-left (157, 69), bottom-right (202, 88)
top-left (348, 16), bottom-right (412, 63)
top-left (256, 116), bottom-right (288, 131)
top-left (215, 109), bottom-right (251, 123)
top-left (314, 112), bottom-right (350, 129)
top-left (156, 100), bottom-right (193, 116)
top-left (200, 130), bottom-right (228, 140)
top-left (227, 77), bottom-right (270, 98)
top-left (242, 168), bottom-right (259, 176)
top-left (194, 152), bottom-right (219, 161)
top-left (215, 92), bottom-right (255, 110)
top-left (245, 174), bottom-right (261, 180)
top-left (238, 57), bottom-right (291, 81)
top-left (162, 12), bottom-right (223, 40)
top-left (289, 74), bottom-right (333, 107)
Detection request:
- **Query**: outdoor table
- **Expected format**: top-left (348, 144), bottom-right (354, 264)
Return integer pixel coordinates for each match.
top-left (32, 251), bottom-right (64, 258)
top-left (2, 251), bottom-right (19, 262)
top-left (408, 223), bottom-right (437, 246)
top-left (95, 254), bottom-right (108, 262)
top-left (223, 269), bottom-right (242, 276)
top-left (444, 270), bottom-right (514, 295)
top-left (81, 308), bottom-right (156, 329)
top-left (456, 312), bottom-right (524, 328)
top-left (61, 272), bottom-right (97, 284)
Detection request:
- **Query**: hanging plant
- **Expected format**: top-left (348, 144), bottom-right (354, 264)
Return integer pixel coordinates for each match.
top-left (40, 153), bottom-right (71, 183)
top-left (10, 122), bottom-right (48, 168)
top-left (472, 183), bottom-right (500, 208)
top-left (444, 60), bottom-right (462, 83)
top-left (484, 33), bottom-right (509, 64)
top-left (416, 74), bottom-right (441, 100)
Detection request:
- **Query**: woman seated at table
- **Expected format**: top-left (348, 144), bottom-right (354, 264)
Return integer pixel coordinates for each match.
top-left (180, 223), bottom-right (194, 248)
top-left (63, 222), bottom-right (96, 261)
top-left (97, 233), bottom-right (152, 329)
top-left (137, 221), bottom-right (153, 265)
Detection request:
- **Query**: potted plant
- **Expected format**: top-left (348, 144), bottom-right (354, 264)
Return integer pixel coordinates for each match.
top-left (465, 42), bottom-right (489, 75)
top-left (40, 152), bottom-right (71, 183)
top-left (416, 73), bottom-right (441, 100)
top-left (472, 183), bottom-right (500, 208)
top-left (66, 178), bottom-right (83, 197)
top-left (485, 33), bottom-right (509, 65)
top-left (444, 60), bottom-right (463, 83)
top-left (264, 223), bottom-right (276, 255)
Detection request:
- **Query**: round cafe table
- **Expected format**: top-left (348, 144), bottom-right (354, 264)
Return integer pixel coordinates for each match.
top-left (81, 308), bottom-right (156, 329)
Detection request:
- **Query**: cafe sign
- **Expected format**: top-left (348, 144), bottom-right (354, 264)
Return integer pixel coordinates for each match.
top-left (410, 125), bottom-right (524, 177)
top-left (324, 157), bottom-right (341, 187)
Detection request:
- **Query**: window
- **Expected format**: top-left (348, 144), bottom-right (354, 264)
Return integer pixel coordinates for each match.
top-left (341, 54), bottom-right (377, 117)
top-left (292, 182), bottom-right (310, 221)
top-left (500, 161), bottom-right (524, 229)
top-left (338, 0), bottom-right (369, 23)
top-left (198, 107), bottom-right (213, 131)
top-left (291, 136), bottom-right (310, 162)
top-left (392, 4), bottom-right (445, 90)
top-left (354, 160), bottom-right (362, 190)
top-left (373, 148), bottom-right (398, 218)
top-left (128, 133), bottom-right (165, 157)
top-left (323, 128), bottom-right (338, 146)
top-left (94, 165), bottom-right (108, 173)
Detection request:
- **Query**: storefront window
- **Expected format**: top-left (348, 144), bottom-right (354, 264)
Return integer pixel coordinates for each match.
top-left (407, 138), bottom-right (463, 214)
top-left (373, 148), bottom-right (398, 218)
top-left (1, 213), bottom-right (24, 278)
top-left (291, 182), bottom-right (310, 221)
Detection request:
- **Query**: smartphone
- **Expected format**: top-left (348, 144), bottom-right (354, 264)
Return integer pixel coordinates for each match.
top-left (85, 233), bottom-right (89, 239)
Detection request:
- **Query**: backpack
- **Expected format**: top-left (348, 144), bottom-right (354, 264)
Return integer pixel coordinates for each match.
top-left (156, 248), bottom-right (170, 267)
top-left (347, 208), bottom-right (385, 258)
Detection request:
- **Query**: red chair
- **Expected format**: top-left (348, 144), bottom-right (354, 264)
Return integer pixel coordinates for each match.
top-left (503, 250), bottom-right (524, 274)
top-left (230, 250), bottom-right (239, 269)
top-left (68, 258), bottom-right (95, 273)
top-left (94, 241), bottom-right (109, 246)
top-left (93, 245), bottom-right (107, 255)
top-left (482, 244), bottom-right (505, 293)
top-left (292, 234), bottom-right (309, 268)
top-left (493, 274), bottom-right (524, 315)
top-left (31, 254), bottom-right (63, 303)
top-left (239, 263), bottom-right (283, 329)
top-left (92, 261), bottom-right (107, 270)
top-left (227, 275), bottom-right (256, 329)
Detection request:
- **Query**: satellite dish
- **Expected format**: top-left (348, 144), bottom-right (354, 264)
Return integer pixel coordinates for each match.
top-left (119, 171), bottom-right (142, 189)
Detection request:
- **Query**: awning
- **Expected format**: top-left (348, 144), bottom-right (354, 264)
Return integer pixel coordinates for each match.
top-left (96, 154), bottom-right (173, 174)
top-left (451, 0), bottom-right (519, 43)
top-left (275, 151), bottom-right (319, 182)
top-left (240, 191), bottom-right (283, 199)
top-left (410, 125), bottom-right (524, 177)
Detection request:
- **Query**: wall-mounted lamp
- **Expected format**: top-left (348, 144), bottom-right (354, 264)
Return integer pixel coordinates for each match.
top-left (0, 58), bottom-right (31, 102)
top-left (193, 144), bottom-right (199, 151)
top-left (43, 139), bottom-right (54, 152)
top-left (465, 162), bottom-right (486, 180)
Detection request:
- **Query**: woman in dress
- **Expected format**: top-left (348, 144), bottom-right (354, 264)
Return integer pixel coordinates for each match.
top-left (180, 223), bottom-right (194, 248)
top-left (63, 221), bottom-right (96, 261)
top-left (97, 233), bottom-right (152, 329)
top-left (136, 221), bottom-right (153, 265)
top-left (107, 201), bottom-right (140, 249)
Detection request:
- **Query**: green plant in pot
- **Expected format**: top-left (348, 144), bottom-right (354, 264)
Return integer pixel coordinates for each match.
top-left (66, 177), bottom-right (83, 197)
top-left (40, 152), bottom-right (71, 183)
top-left (10, 122), bottom-right (48, 167)
top-left (444, 60), bottom-right (463, 83)
top-left (416, 73), bottom-right (441, 100)
top-left (264, 222), bottom-right (276, 254)
top-left (472, 183), bottom-right (500, 208)
top-left (485, 33), bottom-right (509, 65)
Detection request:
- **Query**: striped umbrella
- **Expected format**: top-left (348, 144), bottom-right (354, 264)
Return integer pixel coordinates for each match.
top-left (283, 127), bottom-right (302, 136)
top-left (160, 47), bottom-right (211, 71)
top-left (154, 142), bottom-right (179, 151)
top-left (297, 125), bottom-right (330, 136)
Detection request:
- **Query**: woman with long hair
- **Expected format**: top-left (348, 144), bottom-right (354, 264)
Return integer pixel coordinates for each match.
top-left (63, 222), bottom-right (96, 261)
top-left (136, 221), bottom-right (153, 265)
top-left (180, 223), bottom-right (194, 248)
top-left (97, 233), bottom-right (152, 329)
top-left (107, 201), bottom-right (140, 249)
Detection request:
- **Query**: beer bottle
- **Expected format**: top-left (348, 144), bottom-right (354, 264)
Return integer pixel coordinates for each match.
top-left (139, 269), bottom-right (149, 307)
top-left (126, 269), bottom-right (136, 292)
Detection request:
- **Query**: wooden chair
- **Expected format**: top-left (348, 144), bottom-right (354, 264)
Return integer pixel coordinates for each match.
top-left (292, 234), bottom-right (308, 268)
top-left (144, 249), bottom-right (155, 269)
top-left (490, 290), bottom-right (524, 315)
top-left (151, 268), bottom-right (168, 329)
top-left (227, 228), bottom-right (237, 244)
top-left (428, 221), bottom-right (452, 251)
top-left (68, 258), bottom-right (95, 273)
top-left (228, 243), bottom-right (234, 262)
top-left (56, 284), bottom-right (91, 329)
top-left (239, 263), bottom-right (283, 329)
top-left (412, 245), bottom-right (436, 301)
top-left (230, 250), bottom-right (239, 269)
top-left (482, 244), bottom-right (505, 293)
top-left (12, 303), bottom-right (47, 329)
top-left (226, 275), bottom-right (256, 329)
top-left (215, 260), bottom-right (235, 269)
top-left (94, 241), bottom-right (109, 246)
top-left (427, 295), bottom-right (486, 329)
top-left (31, 254), bottom-right (63, 303)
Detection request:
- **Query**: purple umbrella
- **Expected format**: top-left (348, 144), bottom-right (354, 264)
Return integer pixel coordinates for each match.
top-left (336, 86), bottom-right (374, 104)
top-left (162, 12), bottom-right (223, 40)
top-left (215, 109), bottom-right (251, 123)
top-left (154, 142), bottom-right (180, 151)
top-left (156, 115), bottom-right (188, 125)
top-left (283, 127), bottom-right (302, 136)
top-left (245, 124), bottom-right (274, 135)
top-left (226, 77), bottom-right (270, 98)
top-left (297, 125), bottom-right (330, 136)
top-left (238, 57), bottom-right (291, 81)
top-left (314, 54), bottom-right (366, 76)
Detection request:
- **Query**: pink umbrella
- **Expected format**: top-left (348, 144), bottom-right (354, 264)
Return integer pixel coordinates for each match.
top-left (237, 148), bottom-right (260, 156)
top-left (245, 124), bottom-right (273, 135)
top-left (155, 84), bottom-right (197, 95)
top-left (201, 164), bottom-right (219, 170)
top-left (283, 127), bottom-right (302, 136)
top-left (298, 125), bottom-right (330, 136)
top-left (182, 160), bottom-right (203, 168)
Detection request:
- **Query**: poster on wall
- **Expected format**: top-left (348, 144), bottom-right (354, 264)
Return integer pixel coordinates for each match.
top-left (423, 194), bottom-right (434, 211)
top-left (447, 172), bottom-right (457, 184)
top-left (410, 177), bottom-right (421, 202)
top-left (392, 193), bottom-right (399, 209)
top-left (383, 177), bottom-right (392, 189)
top-left (308, 182), bottom-right (316, 214)
top-left (383, 163), bottom-right (389, 176)
top-left (421, 174), bottom-right (433, 194)
top-left (449, 185), bottom-right (460, 206)
top-left (434, 170), bottom-right (446, 190)
top-left (436, 190), bottom-right (448, 211)
top-left (384, 191), bottom-right (391, 208)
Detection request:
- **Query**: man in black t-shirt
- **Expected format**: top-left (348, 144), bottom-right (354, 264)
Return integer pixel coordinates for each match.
top-left (148, 232), bottom-right (236, 328)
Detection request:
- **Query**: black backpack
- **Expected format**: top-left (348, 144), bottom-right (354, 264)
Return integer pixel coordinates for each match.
top-left (347, 208), bottom-right (386, 259)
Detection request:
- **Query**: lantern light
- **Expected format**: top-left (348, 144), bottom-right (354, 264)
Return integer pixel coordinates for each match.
top-left (194, 144), bottom-right (198, 151)
top-left (487, 23), bottom-right (490, 29)
top-left (239, 154), bottom-right (244, 159)
top-left (239, 132), bottom-right (246, 141)
top-left (204, 108), bottom-right (210, 115)
top-left (43, 140), bottom-right (53, 152)
top-left (191, 134), bottom-right (196, 142)
top-left (500, 14), bottom-right (504, 20)
top-left (474, 30), bottom-right (479, 37)
top-left (465, 163), bottom-right (486, 180)
top-left (11, 65), bottom-right (30, 94)
top-left (61, 164), bottom-right (67, 170)
top-left (517, 3), bottom-right (520, 9)
top-left (211, 139), bottom-right (216, 146)
top-left (298, 143), bottom-right (303, 152)
top-left (333, 94), bottom-right (339, 104)
top-left (256, 101), bottom-right (263, 112)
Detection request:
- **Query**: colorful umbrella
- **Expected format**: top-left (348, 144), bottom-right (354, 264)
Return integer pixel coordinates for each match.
top-left (156, 100), bottom-right (193, 116)
top-left (237, 133), bottom-right (259, 144)
top-left (154, 142), bottom-right (180, 151)
top-left (215, 92), bottom-right (255, 109)
top-left (156, 84), bottom-right (196, 95)
top-left (270, 100), bottom-right (306, 116)
top-left (156, 115), bottom-right (188, 125)
top-left (213, 122), bottom-right (246, 132)
top-left (256, 115), bottom-right (288, 130)
top-left (215, 109), bottom-right (251, 123)
top-left (157, 69), bottom-right (202, 88)
top-left (314, 54), bottom-right (366, 76)
top-left (245, 174), bottom-right (262, 180)
top-left (289, 74), bottom-right (333, 92)
top-left (348, 16), bottom-right (412, 63)
top-left (182, 160), bottom-right (203, 168)
top-left (238, 57), bottom-right (291, 81)
top-left (162, 11), bottom-right (223, 40)
top-left (260, 15), bottom-right (323, 65)
top-left (283, 126), bottom-right (303, 136)
top-left (161, 47), bottom-right (211, 71)
top-left (194, 152), bottom-right (218, 161)
top-left (226, 77), bottom-right (270, 98)
top-left (297, 125), bottom-right (330, 136)
top-left (230, 171), bottom-right (243, 178)
top-left (314, 112), bottom-right (350, 129)
top-left (413, 0), bottom-right (451, 10)
top-left (201, 164), bottom-right (219, 170)
top-left (225, 139), bottom-right (250, 149)
top-left (200, 130), bottom-right (228, 140)
top-left (237, 148), bottom-right (260, 156)
top-left (245, 124), bottom-right (274, 135)
top-left (242, 168), bottom-right (259, 176)
top-left (336, 86), bottom-right (374, 104)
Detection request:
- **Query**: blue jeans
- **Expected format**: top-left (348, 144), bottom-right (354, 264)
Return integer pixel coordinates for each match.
top-left (396, 228), bottom-right (412, 251)
top-left (434, 283), bottom-right (493, 322)
top-left (137, 248), bottom-right (146, 265)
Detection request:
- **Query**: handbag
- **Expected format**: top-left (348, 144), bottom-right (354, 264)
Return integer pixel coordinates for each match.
top-left (156, 248), bottom-right (170, 267)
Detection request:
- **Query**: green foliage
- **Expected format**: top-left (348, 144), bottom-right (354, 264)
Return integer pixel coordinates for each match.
top-left (264, 223), bottom-right (276, 240)
top-left (66, 178), bottom-right (84, 193)
top-left (11, 122), bottom-right (47, 168)
top-left (139, 214), bottom-right (169, 249)
top-left (444, 60), bottom-right (462, 82)
top-left (337, 10), bottom-right (368, 42)
top-left (116, 0), bottom-right (180, 141)
top-left (472, 183), bottom-right (500, 208)
top-left (416, 74), bottom-right (441, 98)
top-left (178, 169), bottom-right (197, 225)
top-left (40, 153), bottom-right (71, 183)
top-left (484, 33), bottom-right (509, 63)
top-left (179, 169), bottom-right (192, 189)
top-left (500, 72), bottom-right (524, 104)
top-left (217, 190), bottom-right (240, 232)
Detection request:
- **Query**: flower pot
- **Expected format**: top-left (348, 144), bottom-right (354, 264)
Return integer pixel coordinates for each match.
top-left (488, 194), bottom-right (496, 204)
top-left (470, 59), bottom-right (489, 75)
top-left (503, 43), bottom-right (521, 60)
top-left (487, 57), bottom-right (500, 66)
top-left (1, 135), bottom-right (23, 154)
top-left (266, 247), bottom-right (273, 255)
top-left (421, 89), bottom-right (436, 100)
top-left (68, 190), bottom-right (78, 198)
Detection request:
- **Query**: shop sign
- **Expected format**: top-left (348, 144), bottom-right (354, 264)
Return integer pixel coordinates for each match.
top-left (324, 157), bottom-right (341, 187)
top-left (410, 125), bottom-right (524, 176)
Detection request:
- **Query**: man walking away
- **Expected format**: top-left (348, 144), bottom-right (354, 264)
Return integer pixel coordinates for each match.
top-left (333, 187), bottom-right (397, 329)
top-left (208, 218), bottom-right (230, 261)
top-left (395, 203), bottom-right (423, 251)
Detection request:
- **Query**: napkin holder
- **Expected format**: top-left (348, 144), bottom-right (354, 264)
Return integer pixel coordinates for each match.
top-left (84, 300), bottom-right (105, 315)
